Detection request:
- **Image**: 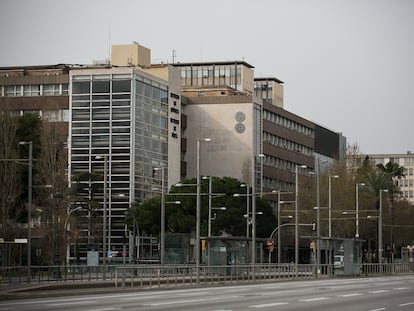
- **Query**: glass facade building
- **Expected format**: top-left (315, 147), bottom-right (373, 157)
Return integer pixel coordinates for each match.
top-left (69, 67), bottom-right (170, 260)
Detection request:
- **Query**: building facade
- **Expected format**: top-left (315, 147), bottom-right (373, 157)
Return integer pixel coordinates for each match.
top-left (352, 153), bottom-right (414, 205)
top-left (68, 64), bottom-right (181, 260)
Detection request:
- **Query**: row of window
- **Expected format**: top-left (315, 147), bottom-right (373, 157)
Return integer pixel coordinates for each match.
top-left (72, 76), bottom-right (168, 104)
top-left (8, 109), bottom-right (69, 121)
top-left (264, 132), bottom-right (313, 156)
top-left (180, 66), bottom-right (242, 79)
top-left (0, 84), bottom-right (69, 97)
top-left (399, 178), bottom-right (414, 187)
top-left (263, 110), bottom-right (314, 137)
top-left (263, 154), bottom-right (309, 174)
top-left (263, 177), bottom-right (294, 193)
top-left (254, 83), bottom-right (273, 91)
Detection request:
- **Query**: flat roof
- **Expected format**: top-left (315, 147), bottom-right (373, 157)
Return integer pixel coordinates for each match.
top-left (172, 60), bottom-right (255, 69)
top-left (254, 77), bottom-right (284, 84)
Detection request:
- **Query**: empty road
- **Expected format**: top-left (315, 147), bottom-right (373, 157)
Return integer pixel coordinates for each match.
top-left (1, 275), bottom-right (414, 311)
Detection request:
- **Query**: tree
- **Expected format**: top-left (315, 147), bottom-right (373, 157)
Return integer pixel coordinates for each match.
top-left (34, 120), bottom-right (69, 264)
top-left (127, 177), bottom-right (276, 239)
top-left (0, 110), bottom-right (21, 238)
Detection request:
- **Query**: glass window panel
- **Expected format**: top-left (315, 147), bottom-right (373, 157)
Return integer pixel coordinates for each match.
top-left (72, 102), bottom-right (90, 108)
top-left (72, 81), bottom-right (90, 94)
top-left (160, 89), bottom-right (168, 103)
top-left (112, 121), bottom-right (130, 127)
top-left (92, 80), bottom-right (110, 93)
top-left (92, 108), bottom-right (110, 120)
top-left (112, 94), bottom-right (130, 99)
top-left (72, 109), bottom-right (90, 121)
top-left (112, 80), bottom-right (131, 93)
top-left (92, 121), bottom-right (110, 127)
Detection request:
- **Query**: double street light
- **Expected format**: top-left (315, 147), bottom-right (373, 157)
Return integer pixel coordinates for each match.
top-left (95, 155), bottom-right (108, 280)
top-left (18, 141), bottom-right (33, 283)
top-left (196, 138), bottom-right (211, 283)
top-left (295, 164), bottom-right (307, 267)
top-left (355, 182), bottom-right (366, 238)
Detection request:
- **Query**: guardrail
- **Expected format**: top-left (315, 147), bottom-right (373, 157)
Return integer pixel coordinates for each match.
top-left (1, 263), bottom-right (413, 287)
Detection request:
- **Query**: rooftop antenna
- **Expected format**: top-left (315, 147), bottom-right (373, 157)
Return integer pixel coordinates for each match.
top-left (108, 24), bottom-right (111, 64)
top-left (172, 50), bottom-right (176, 64)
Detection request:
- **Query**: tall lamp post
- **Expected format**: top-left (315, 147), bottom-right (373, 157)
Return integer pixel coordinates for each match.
top-left (379, 189), bottom-right (388, 264)
top-left (19, 141), bottom-right (32, 283)
top-left (355, 182), bottom-right (365, 238)
top-left (153, 167), bottom-right (167, 267)
top-left (95, 155), bottom-right (108, 280)
top-left (251, 154), bottom-right (264, 279)
top-left (196, 138), bottom-right (211, 283)
top-left (64, 206), bottom-right (83, 266)
top-left (295, 165), bottom-right (307, 267)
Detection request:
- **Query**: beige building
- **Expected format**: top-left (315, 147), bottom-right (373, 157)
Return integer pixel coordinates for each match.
top-left (352, 153), bottom-right (414, 205)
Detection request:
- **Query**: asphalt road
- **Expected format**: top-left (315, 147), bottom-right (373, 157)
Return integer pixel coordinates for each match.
top-left (1, 275), bottom-right (414, 311)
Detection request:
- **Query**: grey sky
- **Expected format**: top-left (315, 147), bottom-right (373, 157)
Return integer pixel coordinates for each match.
top-left (1, 0), bottom-right (412, 154)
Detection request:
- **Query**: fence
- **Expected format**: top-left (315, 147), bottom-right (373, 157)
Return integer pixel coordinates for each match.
top-left (1, 263), bottom-right (413, 287)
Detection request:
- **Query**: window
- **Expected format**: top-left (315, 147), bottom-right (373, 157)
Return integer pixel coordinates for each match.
top-left (92, 80), bottom-right (110, 93)
top-left (23, 85), bottom-right (40, 96)
top-left (72, 81), bottom-right (90, 94)
top-left (112, 80), bottom-right (130, 93)
top-left (43, 84), bottom-right (60, 96)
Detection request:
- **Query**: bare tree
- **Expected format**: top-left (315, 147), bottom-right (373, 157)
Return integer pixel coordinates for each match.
top-left (0, 109), bottom-right (22, 238)
top-left (34, 120), bottom-right (68, 264)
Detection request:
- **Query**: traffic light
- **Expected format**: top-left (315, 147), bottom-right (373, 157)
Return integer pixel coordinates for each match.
top-left (310, 241), bottom-right (316, 254)
top-left (266, 240), bottom-right (274, 252)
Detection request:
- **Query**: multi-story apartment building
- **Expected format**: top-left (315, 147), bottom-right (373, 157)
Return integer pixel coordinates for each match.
top-left (0, 64), bottom-right (70, 136)
top-left (352, 153), bottom-right (414, 205)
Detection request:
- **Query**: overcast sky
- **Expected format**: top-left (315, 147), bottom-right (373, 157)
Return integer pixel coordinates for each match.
top-left (1, 0), bottom-right (412, 155)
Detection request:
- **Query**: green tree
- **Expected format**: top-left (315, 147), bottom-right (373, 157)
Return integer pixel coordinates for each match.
top-left (127, 177), bottom-right (276, 239)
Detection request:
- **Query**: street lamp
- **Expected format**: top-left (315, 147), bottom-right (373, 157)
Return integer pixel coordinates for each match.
top-left (65, 206), bottom-right (83, 266)
top-left (234, 184), bottom-right (250, 238)
top-left (196, 137), bottom-right (211, 283)
top-left (251, 153), bottom-right (264, 279)
top-left (95, 155), bottom-right (108, 280)
top-left (153, 166), bottom-right (167, 267)
top-left (379, 189), bottom-right (388, 264)
top-left (355, 182), bottom-right (365, 238)
top-left (19, 141), bottom-right (32, 283)
top-left (295, 164), bottom-right (307, 267)
top-left (278, 199), bottom-right (295, 264)
top-left (328, 175), bottom-right (339, 238)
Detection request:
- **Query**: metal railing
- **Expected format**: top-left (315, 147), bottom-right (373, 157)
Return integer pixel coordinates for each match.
top-left (1, 263), bottom-right (413, 287)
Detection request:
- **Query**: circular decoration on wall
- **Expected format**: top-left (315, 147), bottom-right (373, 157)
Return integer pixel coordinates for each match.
top-left (235, 122), bottom-right (246, 134)
top-left (235, 111), bottom-right (246, 122)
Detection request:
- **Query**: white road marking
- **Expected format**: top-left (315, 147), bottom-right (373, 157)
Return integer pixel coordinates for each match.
top-left (338, 293), bottom-right (363, 298)
top-left (250, 302), bottom-right (289, 308)
top-left (369, 290), bottom-right (390, 294)
top-left (299, 297), bottom-right (330, 302)
top-left (145, 298), bottom-right (206, 306)
top-left (369, 308), bottom-right (386, 311)
top-left (399, 301), bottom-right (414, 307)
top-left (143, 295), bottom-right (238, 306)
top-left (394, 287), bottom-right (411, 290)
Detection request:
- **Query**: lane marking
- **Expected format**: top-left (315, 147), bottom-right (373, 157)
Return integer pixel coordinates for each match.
top-left (399, 302), bottom-right (414, 307)
top-left (394, 287), bottom-right (410, 290)
top-left (299, 297), bottom-right (330, 302)
top-left (369, 290), bottom-right (390, 294)
top-left (250, 302), bottom-right (289, 308)
top-left (338, 293), bottom-right (363, 298)
top-left (145, 298), bottom-right (206, 306)
top-left (369, 308), bottom-right (386, 311)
